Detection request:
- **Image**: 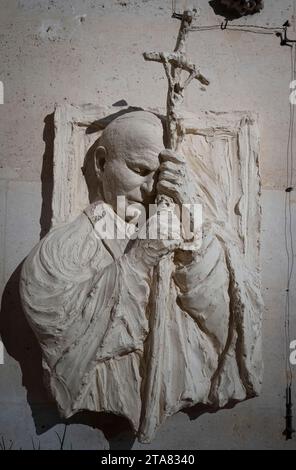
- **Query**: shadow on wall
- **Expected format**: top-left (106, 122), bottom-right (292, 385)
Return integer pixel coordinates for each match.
top-left (0, 110), bottom-right (136, 450)
top-left (0, 103), bottom-right (250, 449)
top-left (40, 113), bottom-right (54, 239)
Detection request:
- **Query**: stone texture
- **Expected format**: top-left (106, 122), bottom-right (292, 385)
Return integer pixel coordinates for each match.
top-left (20, 108), bottom-right (263, 443)
top-left (0, 180), bottom-right (7, 299)
top-left (0, 0), bottom-right (295, 450)
top-left (5, 181), bottom-right (41, 281)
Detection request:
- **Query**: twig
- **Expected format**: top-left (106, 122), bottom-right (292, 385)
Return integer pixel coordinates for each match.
top-left (143, 52), bottom-right (209, 86)
top-left (31, 437), bottom-right (41, 450)
top-left (55, 424), bottom-right (67, 450)
top-left (0, 436), bottom-right (14, 450)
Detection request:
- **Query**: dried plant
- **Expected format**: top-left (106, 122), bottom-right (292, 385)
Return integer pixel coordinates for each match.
top-left (0, 436), bottom-right (14, 450)
top-left (55, 424), bottom-right (68, 450)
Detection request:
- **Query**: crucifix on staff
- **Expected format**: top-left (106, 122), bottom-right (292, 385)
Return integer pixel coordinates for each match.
top-left (140, 9), bottom-right (210, 442)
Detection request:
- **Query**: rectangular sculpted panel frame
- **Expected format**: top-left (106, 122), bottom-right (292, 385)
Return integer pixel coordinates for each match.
top-left (19, 103), bottom-right (262, 443)
top-left (52, 103), bottom-right (260, 272)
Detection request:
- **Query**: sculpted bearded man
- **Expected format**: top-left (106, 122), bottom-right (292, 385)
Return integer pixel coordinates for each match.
top-left (20, 111), bottom-right (262, 443)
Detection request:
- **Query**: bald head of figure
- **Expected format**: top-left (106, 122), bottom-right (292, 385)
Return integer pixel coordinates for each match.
top-left (84, 111), bottom-right (165, 216)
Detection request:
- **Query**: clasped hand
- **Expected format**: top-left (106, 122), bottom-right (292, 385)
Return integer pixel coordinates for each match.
top-left (130, 150), bottom-right (200, 267)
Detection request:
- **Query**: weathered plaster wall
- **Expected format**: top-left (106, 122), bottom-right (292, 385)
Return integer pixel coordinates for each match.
top-left (0, 0), bottom-right (295, 449)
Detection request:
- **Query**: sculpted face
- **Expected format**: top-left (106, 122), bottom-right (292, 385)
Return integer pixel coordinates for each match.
top-left (95, 112), bottom-right (164, 218)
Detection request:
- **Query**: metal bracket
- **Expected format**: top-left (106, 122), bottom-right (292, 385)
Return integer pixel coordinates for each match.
top-left (276, 21), bottom-right (296, 47)
top-left (221, 19), bottom-right (229, 30)
top-left (172, 9), bottom-right (198, 21)
top-left (172, 12), bottom-right (183, 20)
top-left (284, 385), bottom-right (295, 440)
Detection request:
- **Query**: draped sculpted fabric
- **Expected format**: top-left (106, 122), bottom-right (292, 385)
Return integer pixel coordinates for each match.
top-left (20, 110), bottom-right (263, 443)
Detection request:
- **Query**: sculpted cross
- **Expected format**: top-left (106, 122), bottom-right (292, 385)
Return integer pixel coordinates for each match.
top-left (19, 7), bottom-right (263, 445)
top-left (140, 9), bottom-right (210, 441)
top-left (143, 9), bottom-right (209, 150)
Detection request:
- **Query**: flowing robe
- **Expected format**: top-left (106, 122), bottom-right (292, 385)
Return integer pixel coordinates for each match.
top-left (20, 200), bottom-right (263, 443)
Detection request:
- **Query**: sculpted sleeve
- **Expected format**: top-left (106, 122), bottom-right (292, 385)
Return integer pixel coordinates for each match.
top-left (173, 226), bottom-right (263, 407)
top-left (20, 211), bottom-right (151, 416)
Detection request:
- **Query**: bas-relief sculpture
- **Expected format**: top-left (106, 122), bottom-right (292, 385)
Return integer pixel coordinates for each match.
top-left (20, 104), bottom-right (263, 443)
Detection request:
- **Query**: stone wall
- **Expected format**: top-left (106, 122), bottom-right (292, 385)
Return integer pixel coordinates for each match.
top-left (0, 0), bottom-right (295, 449)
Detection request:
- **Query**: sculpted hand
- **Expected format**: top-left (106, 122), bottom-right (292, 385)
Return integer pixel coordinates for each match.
top-left (157, 149), bottom-right (193, 207)
top-left (157, 150), bottom-right (201, 242)
top-left (129, 208), bottom-right (182, 267)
